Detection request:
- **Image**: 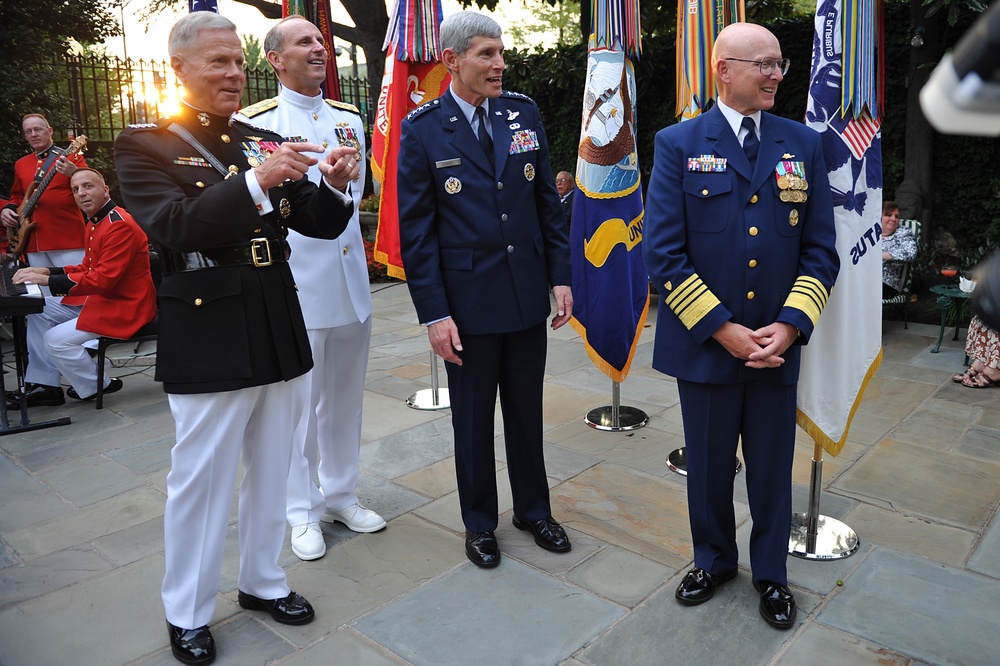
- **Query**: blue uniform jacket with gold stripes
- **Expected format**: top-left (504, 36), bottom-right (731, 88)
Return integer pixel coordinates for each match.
top-left (642, 105), bottom-right (839, 385)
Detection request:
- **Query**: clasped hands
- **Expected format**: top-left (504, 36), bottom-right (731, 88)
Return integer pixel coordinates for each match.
top-left (712, 320), bottom-right (798, 369)
top-left (253, 143), bottom-right (359, 192)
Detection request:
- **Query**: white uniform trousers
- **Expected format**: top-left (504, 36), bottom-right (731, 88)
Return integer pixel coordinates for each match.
top-left (162, 374), bottom-right (306, 630)
top-left (41, 317), bottom-right (107, 397)
top-left (286, 317), bottom-right (371, 527)
top-left (26, 249), bottom-right (84, 300)
top-left (25, 299), bottom-right (82, 387)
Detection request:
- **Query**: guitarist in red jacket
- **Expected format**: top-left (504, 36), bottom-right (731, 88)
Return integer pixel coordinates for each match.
top-left (1, 113), bottom-right (86, 285)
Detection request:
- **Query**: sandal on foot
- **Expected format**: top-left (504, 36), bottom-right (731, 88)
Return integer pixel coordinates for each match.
top-left (953, 367), bottom-right (980, 383)
top-left (962, 373), bottom-right (999, 389)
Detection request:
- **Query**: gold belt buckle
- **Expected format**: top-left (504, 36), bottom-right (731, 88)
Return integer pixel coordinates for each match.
top-left (250, 238), bottom-right (273, 267)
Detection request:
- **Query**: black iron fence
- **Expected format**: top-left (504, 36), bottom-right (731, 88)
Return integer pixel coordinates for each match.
top-left (50, 55), bottom-right (371, 149)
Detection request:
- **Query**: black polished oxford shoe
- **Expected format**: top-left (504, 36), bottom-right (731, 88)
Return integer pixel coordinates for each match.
top-left (465, 530), bottom-right (501, 568)
top-left (512, 515), bottom-right (572, 553)
top-left (67, 376), bottom-right (123, 400)
top-left (237, 590), bottom-right (315, 625)
top-left (167, 621), bottom-right (215, 665)
top-left (675, 567), bottom-right (738, 606)
top-left (6, 383), bottom-right (64, 409)
top-left (755, 580), bottom-right (796, 629)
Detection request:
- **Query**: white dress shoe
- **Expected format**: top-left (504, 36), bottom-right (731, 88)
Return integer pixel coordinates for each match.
top-left (290, 522), bottom-right (326, 560)
top-left (321, 503), bottom-right (386, 533)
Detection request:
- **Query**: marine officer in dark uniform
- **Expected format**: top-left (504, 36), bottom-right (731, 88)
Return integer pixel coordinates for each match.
top-left (113, 12), bottom-right (360, 665)
top-left (397, 11), bottom-right (573, 569)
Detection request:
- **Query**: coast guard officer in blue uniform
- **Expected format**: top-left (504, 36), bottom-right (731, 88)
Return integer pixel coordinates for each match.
top-left (643, 22), bottom-right (838, 629)
top-left (397, 11), bottom-right (573, 569)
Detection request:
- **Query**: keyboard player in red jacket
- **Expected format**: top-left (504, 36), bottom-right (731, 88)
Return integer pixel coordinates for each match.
top-left (7, 168), bottom-right (156, 408)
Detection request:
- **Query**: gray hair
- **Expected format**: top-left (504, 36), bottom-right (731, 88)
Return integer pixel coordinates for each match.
top-left (440, 12), bottom-right (502, 55)
top-left (168, 11), bottom-right (237, 56)
top-left (263, 16), bottom-right (310, 58)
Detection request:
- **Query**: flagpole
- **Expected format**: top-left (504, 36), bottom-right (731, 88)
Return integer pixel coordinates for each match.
top-left (585, 380), bottom-right (647, 431)
top-left (788, 442), bottom-right (859, 559)
top-left (406, 349), bottom-right (451, 410)
top-left (665, 446), bottom-right (742, 476)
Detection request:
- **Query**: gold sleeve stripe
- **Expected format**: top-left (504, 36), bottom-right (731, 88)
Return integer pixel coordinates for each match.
top-left (783, 276), bottom-right (829, 326)
top-left (665, 273), bottom-right (722, 330)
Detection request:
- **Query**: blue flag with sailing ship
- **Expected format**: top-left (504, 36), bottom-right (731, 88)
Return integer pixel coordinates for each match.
top-left (569, 2), bottom-right (648, 383)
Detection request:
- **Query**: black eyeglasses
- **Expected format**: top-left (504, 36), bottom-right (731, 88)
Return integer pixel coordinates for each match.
top-left (725, 57), bottom-right (790, 76)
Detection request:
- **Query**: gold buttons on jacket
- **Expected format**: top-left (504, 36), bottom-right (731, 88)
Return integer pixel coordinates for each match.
top-left (313, 113), bottom-right (319, 120)
top-left (749, 227), bottom-right (758, 236)
top-left (194, 298), bottom-right (203, 306)
top-left (747, 291), bottom-right (755, 300)
top-left (195, 181), bottom-right (205, 188)
top-left (221, 134), bottom-right (230, 144)
top-left (322, 141), bottom-right (328, 148)
top-left (701, 189), bottom-right (709, 196)
top-left (748, 259), bottom-right (757, 268)
top-left (750, 195), bottom-right (758, 204)
top-left (342, 247), bottom-right (348, 255)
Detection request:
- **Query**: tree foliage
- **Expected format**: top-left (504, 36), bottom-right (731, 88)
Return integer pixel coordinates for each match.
top-left (0, 0), bottom-right (119, 194)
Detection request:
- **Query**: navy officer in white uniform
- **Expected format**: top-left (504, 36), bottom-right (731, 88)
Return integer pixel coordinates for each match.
top-left (236, 15), bottom-right (385, 563)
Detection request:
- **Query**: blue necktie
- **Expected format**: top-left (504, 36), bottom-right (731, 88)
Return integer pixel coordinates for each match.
top-left (476, 106), bottom-right (493, 158)
top-left (741, 116), bottom-right (759, 167)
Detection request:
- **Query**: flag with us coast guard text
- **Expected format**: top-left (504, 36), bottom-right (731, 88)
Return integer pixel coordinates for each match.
top-left (568, 0), bottom-right (648, 382)
top-left (371, 0), bottom-right (450, 280)
top-left (797, 0), bottom-right (884, 456)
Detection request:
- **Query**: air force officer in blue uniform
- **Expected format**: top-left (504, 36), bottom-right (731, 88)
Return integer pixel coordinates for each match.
top-left (397, 11), bottom-right (573, 569)
top-left (642, 23), bottom-right (838, 629)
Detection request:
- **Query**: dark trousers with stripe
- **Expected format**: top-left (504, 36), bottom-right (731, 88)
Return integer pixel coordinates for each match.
top-left (445, 322), bottom-right (552, 533)
top-left (677, 378), bottom-right (796, 586)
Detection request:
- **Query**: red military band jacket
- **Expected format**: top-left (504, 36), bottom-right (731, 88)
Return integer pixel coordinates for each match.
top-left (49, 200), bottom-right (157, 339)
top-left (4, 147), bottom-right (87, 253)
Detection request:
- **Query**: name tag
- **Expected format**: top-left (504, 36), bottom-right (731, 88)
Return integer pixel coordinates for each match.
top-left (436, 158), bottom-right (462, 168)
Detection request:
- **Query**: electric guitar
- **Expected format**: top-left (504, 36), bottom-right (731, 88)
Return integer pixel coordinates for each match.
top-left (7, 135), bottom-right (88, 256)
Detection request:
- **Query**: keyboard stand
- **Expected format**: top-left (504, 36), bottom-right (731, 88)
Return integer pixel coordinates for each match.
top-left (1, 309), bottom-right (71, 436)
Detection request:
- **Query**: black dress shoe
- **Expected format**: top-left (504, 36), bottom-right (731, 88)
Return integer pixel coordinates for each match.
top-left (67, 376), bottom-right (123, 400)
top-left (675, 567), bottom-right (738, 606)
top-left (237, 590), bottom-right (315, 625)
top-left (512, 515), bottom-right (572, 552)
top-left (465, 530), bottom-right (501, 568)
top-left (167, 622), bottom-right (215, 665)
top-left (755, 580), bottom-right (797, 629)
top-left (6, 383), bottom-right (64, 409)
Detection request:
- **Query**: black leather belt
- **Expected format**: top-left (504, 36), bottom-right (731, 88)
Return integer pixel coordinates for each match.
top-left (162, 238), bottom-right (290, 273)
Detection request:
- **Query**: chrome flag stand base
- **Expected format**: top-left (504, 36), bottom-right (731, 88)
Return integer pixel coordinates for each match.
top-left (585, 381), bottom-right (648, 431)
top-left (789, 443), bottom-right (859, 560)
top-left (406, 350), bottom-right (451, 410)
top-left (666, 447), bottom-right (742, 477)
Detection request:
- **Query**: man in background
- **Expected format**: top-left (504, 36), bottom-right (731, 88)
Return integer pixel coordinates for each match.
top-left (237, 15), bottom-right (385, 563)
top-left (556, 170), bottom-right (575, 231)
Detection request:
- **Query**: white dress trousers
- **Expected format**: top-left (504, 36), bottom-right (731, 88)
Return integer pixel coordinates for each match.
top-left (161, 374), bottom-right (306, 630)
top-left (24, 298), bottom-right (83, 387)
top-left (239, 87), bottom-right (374, 527)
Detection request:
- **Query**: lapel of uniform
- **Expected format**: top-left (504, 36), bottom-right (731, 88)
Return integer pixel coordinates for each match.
top-left (752, 113), bottom-right (785, 194)
top-left (441, 91), bottom-right (493, 175)
top-left (705, 106), bottom-right (752, 182)
top-left (490, 97), bottom-right (509, 177)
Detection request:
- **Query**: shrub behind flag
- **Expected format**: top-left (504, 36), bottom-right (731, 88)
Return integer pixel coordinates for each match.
top-left (797, 0), bottom-right (884, 456)
top-left (371, 0), bottom-right (450, 280)
top-left (569, 0), bottom-right (648, 382)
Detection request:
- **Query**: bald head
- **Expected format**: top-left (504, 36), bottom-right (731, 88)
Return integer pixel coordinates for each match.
top-left (712, 23), bottom-right (785, 115)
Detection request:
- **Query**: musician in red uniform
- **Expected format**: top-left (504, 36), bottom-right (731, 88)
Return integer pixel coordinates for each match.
top-left (7, 168), bottom-right (156, 408)
top-left (1, 113), bottom-right (87, 274)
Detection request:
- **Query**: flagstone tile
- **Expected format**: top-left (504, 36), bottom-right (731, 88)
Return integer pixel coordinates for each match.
top-left (818, 547), bottom-right (1000, 665)
top-left (579, 571), bottom-right (818, 666)
top-left (834, 410), bottom-right (897, 447)
top-left (412, 468), bottom-right (523, 534)
top-left (35, 455), bottom-right (144, 508)
top-left (0, 454), bottom-right (48, 507)
top-left (566, 545), bottom-right (674, 607)
top-left (494, 515), bottom-right (603, 575)
top-left (0, 493), bottom-right (71, 533)
top-left (841, 503), bottom-right (976, 568)
top-left (5, 486), bottom-right (165, 561)
top-left (977, 409), bottom-right (1000, 430)
top-left (956, 426), bottom-right (1000, 463)
top-left (360, 393), bottom-right (448, 446)
top-left (0, 545), bottom-right (113, 609)
top-left (543, 418), bottom-right (684, 477)
top-left (395, 456), bottom-right (459, 499)
top-left (106, 434), bottom-right (174, 476)
top-left (354, 559), bottom-right (623, 666)
top-left (365, 372), bottom-right (446, 403)
top-left (278, 628), bottom-right (402, 666)
top-left (550, 463), bottom-right (695, 569)
top-left (774, 623), bottom-right (910, 665)
top-left (968, 512), bottom-right (1000, 580)
top-left (889, 398), bottom-right (982, 452)
top-left (94, 516), bottom-right (164, 567)
top-left (260, 514), bottom-right (465, 644)
top-left (832, 438), bottom-right (1000, 530)
top-left (934, 376), bottom-right (1000, 409)
top-left (360, 418), bottom-right (454, 479)
top-left (855, 375), bottom-right (937, 421)
top-left (876, 359), bottom-right (953, 385)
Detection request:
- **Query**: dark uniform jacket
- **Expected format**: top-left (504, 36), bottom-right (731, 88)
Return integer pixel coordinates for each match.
top-left (643, 105), bottom-right (839, 385)
top-left (113, 104), bottom-right (351, 394)
top-left (397, 90), bottom-right (571, 335)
